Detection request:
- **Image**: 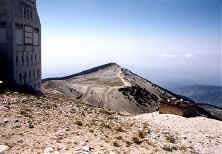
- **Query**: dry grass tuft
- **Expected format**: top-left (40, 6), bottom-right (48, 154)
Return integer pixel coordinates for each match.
top-left (165, 135), bottom-right (176, 143)
top-left (125, 141), bottom-right (133, 147)
top-left (162, 146), bottom-right (177, 152)
top-left (132, 136), bottom-right (143, 145)
top-left (75, 120), bottom-right (83, 126)
top-left (116, 136), bottom-right (123, 140)
top-left (19, 108), bottom-right (33, 118)
top-left (115, 126), bottom-right (125, 132)
top-left (113, 141), bottom-right (121, 147)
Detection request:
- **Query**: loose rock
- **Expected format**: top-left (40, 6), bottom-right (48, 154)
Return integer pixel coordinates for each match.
top-left (0, 145), bottom-right (9, 153)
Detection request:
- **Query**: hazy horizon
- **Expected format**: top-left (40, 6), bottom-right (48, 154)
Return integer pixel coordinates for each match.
top-left (38, 0), bottom-right (222, 87)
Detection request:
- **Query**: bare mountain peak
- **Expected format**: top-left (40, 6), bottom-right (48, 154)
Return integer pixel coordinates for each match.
top-left (42, 63), bottom-right (222, 121)
top-left (43, 62), bottom-right (176, 113)
top-left (104, 62), bottom-right (120, 67)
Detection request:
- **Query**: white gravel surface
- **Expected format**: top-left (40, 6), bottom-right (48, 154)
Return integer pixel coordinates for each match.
top-left (133, 112), bottom-right (222, 154)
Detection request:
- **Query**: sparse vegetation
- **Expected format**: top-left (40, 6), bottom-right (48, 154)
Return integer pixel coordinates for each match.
top-left (138, 130), bottom-right (147, 139)
top-left (113, 141), bottom-right (121, 147)
top-left (178, 146), bottom-right (187, 151)
top-left (165, 135), bottom-right (176, 143)
top-left (19, 108), bottom-right (32, 118)
top-left (99, 109), bottom-right (113, 115)
top-left (100, 122), bottom-right (111, 129)
top-left (89, 129), bottom-right (94, 133)
top-left (75, 120), bottom-right (83, 126)
top-left (115, 126), bottom-right (125, 132)
top-left (162, 146), bottom-right (177, 152)
top-left (116, 136), bottom-right (123, 140)
top-left (125, 141), bottom-right (133, 147)
top-left (132, 136), bottom-right (143, 145)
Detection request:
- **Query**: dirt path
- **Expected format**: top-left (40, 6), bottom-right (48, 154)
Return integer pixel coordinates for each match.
top-left (103, 69), bottom-right (131, 104)
top-left (117, 69), bottom-right (131, 87)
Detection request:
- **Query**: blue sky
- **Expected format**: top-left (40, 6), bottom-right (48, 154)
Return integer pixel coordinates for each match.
top-left (37, 0), bottom-right (221, 87)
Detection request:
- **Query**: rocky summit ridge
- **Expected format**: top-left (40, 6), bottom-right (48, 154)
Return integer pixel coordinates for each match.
top-left (42, 63), bottom-right (175, 114)
top-left (42, 63), bottom-right (222, 120)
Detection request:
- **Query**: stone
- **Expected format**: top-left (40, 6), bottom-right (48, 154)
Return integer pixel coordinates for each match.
top-left (12, 123), bottom-right (21, 129)
top-left (0, 106), bottom-right (9, 112)
top-left (55, 131), bottom-right (65, 137)
top-left (82, 146), bottom-right (90, 152)
top-left (0, 145), bottom-right (9, 153)
top-left (3, 118), bottom-right (9, 123)
top-left (74, 145), bottom-right (94, 154)
top-left (43, 147), bottom-right (54, 154)
top-left (28, 123), bottom-right (34, 129)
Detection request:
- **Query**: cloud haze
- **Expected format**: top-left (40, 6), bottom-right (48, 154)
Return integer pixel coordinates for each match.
top-left (38, 0), bottom-right (221, 87)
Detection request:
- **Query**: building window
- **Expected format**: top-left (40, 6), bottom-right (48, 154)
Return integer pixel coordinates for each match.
top-left (33, 29), bottom-right (39, 45)
top-left (23, 6), bottom-right (26, 18)
top-left (16, 55), bottom-right (19, 65)
top-left (23, 5), bottom-right (33, 21)
top-left (29, 71), bottom-right (31, 81)
top-left (22, 55), bottom-right (24, 65)
top-left (37, 69), bottom-right (40, 77)
top-left (15, 24), bottom-right (23, 45)
top-left (30, 9), bottom-right (33, 20)
top-left (33, 70), bottom-right (35, 79)
top-left (23, 72), bottom-right (27, 84)
top-left (19, 73), bottom-right (22, 82)
top-left (28, 7), bottom-right (33, 20)
top-left (35, 70), bottom-right (37, 78)
top-left (15, 28), bottom-right (23, 45)
top-left (26, 55), bottom-right (29, 65)
top-left (35, 55), bottom-right (37, 64)
top-left (31, 55), bottom-right (33, 65)
top-left (24, 26), bottom-right (33, 45)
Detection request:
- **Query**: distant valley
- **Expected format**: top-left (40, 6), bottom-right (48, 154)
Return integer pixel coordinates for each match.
top-left (173, 85), bottom-right (222, 108)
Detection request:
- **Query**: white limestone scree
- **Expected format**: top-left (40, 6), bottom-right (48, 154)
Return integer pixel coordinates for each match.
top-left (0, 0), bottom-right (41, 90)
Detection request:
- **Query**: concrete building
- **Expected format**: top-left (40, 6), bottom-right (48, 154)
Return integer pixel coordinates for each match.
top-left (0, 0), bottom-right (41, 90)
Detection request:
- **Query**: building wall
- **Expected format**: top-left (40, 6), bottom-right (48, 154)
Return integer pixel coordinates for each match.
top-left (0, 0), bottom-right (41, 90)
top-left (0, 0), bottom-right (13, 81)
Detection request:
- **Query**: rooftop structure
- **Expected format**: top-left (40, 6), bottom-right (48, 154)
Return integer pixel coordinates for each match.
top-left (0, 0), bottom-right (41, 90)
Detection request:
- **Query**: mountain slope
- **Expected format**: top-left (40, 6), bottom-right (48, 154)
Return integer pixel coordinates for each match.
top-left (42, 63), bottom-right (176, 114)
top-left (42, 63), bottom-right (222, 120)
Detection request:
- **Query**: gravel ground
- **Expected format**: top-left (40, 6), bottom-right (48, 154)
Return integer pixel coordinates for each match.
top-left (0, 91), bottom-right (165, 154)
top-left (1, 91), bottom-right (221, 154)
top-left (132, 112), bottom-right (222, 154)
